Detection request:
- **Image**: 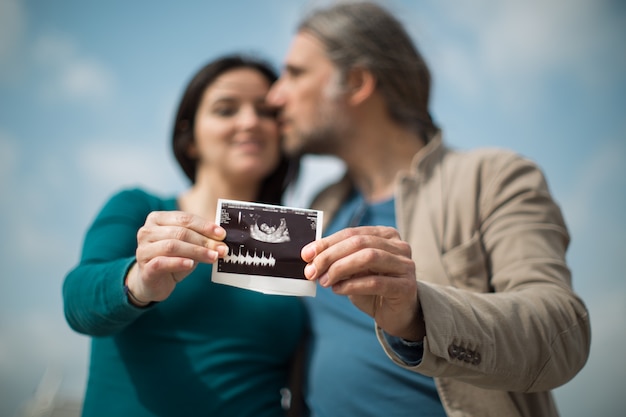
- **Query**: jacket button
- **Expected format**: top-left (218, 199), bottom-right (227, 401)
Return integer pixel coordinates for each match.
top-left (457, 348), bottom-right (467, 361)
top-left (448, 344), bottom-right (459, 358)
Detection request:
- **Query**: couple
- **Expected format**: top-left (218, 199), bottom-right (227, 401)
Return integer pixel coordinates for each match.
top-left (63, 2), bottom-right (591, 417)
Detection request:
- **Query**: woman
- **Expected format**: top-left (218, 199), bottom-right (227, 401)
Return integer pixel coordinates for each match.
top-left (63, 55), bottom-right (307, 417)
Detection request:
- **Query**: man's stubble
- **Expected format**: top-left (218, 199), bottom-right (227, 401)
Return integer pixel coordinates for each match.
top-left (284, 73), bottom-right (351, 159)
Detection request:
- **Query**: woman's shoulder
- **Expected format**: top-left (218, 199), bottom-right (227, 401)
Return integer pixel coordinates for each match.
top-left (104, 187), bottom-right (177, 212)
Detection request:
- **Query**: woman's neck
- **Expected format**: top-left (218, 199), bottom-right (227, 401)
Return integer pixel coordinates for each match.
top-left (178, 175), bottom-right (260, 221)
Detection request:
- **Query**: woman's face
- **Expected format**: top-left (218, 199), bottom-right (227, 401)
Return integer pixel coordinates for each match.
top-left (192, 67), bottom-right (280, 185)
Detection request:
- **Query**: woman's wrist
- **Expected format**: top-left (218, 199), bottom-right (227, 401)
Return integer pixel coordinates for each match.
top-left (124, 284), bottom-right (151, 307)
top-left (124, 264), bottom-right (151, 307)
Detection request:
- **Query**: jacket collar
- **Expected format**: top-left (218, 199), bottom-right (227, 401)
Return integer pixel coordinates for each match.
top-left (407, 129), bottom-right (445, 180)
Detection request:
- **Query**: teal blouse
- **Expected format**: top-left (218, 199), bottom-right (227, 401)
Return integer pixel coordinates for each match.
top-left (63, 188), bottom-right (306, 417)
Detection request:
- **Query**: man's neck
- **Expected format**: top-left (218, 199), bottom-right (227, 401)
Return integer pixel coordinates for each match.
top-left (343, 127), bottom-right (425, 203)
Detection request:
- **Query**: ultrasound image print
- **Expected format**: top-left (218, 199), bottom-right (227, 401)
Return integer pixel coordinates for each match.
top-left (217, 201), bottom-right (319, 280)
top-left (250, 216), bottom-right (291, 243)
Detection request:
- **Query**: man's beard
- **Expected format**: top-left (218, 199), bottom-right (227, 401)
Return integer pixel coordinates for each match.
top-left (284, 94), bottom-right (350, 159)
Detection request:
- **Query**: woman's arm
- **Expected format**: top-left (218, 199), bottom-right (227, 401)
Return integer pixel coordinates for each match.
top-left (63, 189), bottom-right (158, 336)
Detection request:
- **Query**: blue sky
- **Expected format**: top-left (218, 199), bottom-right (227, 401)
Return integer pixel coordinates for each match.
top-left (1, 0), bottom-right (625, 416)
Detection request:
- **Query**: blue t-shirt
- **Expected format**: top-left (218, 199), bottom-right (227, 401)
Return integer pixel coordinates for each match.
top-left (303, 190), bottom-right (446, 417)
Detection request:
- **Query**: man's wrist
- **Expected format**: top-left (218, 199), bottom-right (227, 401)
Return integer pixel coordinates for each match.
top-left (398, 301), bottom-right (426, 342)
top-left (382, 331), bottom-right (424, 366)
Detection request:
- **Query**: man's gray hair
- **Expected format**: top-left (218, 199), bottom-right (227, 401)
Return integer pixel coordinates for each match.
top-left (298, 1), bottom-right (438, 141)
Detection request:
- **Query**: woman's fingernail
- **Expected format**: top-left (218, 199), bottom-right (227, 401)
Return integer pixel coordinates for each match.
top-left (319, 273), bottom-right (329, 287)
top-left (216, 245), bottom-right (228, 257)
top-left (214, 225), bottom-right (226, 239)
top-left (302, 245), bottom-right (316, 261)
top-left (304, 264), bottom-right (316, 279)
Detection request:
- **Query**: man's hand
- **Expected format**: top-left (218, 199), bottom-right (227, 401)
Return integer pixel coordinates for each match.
top-left (302, 226), bottom-right (425, 341)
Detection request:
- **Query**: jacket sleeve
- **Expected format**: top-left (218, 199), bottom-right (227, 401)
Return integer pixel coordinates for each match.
top-left (62, 188), bottom-right (157, 336)
top-left (378, 151), bottom-right (591, 392)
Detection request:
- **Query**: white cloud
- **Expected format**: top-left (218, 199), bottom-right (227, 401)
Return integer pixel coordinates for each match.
top-left (32, 34), bottom-right (116, 103)
top-left (0, 0), bottom-right (22, 56)
top-left (426, 0), bottom-right (625, 109)
top-left (75, 139), bottom-right (185, 194)
top-left (0, 144), bottom-right (82, 291)
top-left (0, 131), bottom-right (19, 192)
top-left (439, 0), bottom-right (600, 74)
top-left (77, 141), bottom-right (155, 186)
top-left (478, 0), bottom-right (585, 77)
top-left (14, 212), bottom-right (76, 264)
top-left (432, 41), bottom-right (481, 98)
top-left (0, 0), bottom-right (25, 79)
top-left (0, 312), bottom-right (89, 414)
top-left (59, 58), bottom-right (115, 101)
top-left (560, 137), bottom-right (626, 235)
top-left (555, 289), bottom-right (626, 416)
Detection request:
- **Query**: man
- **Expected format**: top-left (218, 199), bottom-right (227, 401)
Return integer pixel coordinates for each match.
top-left (268, 1), bottom-right (591, 417)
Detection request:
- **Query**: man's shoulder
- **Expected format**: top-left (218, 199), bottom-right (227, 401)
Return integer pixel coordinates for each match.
top-left (436, 146), bottom-right (551, 210)
top-left (440, 146), bottom-right (537, 180)
top-left (443, 146), bottom-right (521, 166)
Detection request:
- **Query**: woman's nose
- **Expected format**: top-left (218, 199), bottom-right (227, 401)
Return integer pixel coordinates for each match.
top-left (238, 106), bottom-right (261, 128)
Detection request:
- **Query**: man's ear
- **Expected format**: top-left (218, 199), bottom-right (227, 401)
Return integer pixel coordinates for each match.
top-left (346, 67), bottom-right (376, 106)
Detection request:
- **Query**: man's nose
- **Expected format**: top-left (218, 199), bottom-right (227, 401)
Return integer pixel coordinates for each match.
top-left (267, 79), bottom-right (285, 106)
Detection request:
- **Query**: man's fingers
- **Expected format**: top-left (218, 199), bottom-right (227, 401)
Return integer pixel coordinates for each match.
top-left (303, 227), bottom-right (412, 282)
top-left (331, 272), bottom-right (412, 297)
top-left (322, 249), bottom-right (414, 286)
top-left (302, 226), bottom-right (399, 262)
top-left (331, 274), bottom-right (421, 340)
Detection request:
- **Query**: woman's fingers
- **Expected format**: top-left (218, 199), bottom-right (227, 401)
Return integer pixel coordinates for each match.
top-left (138, 211), bottom-right (228, 262)
top-left (145, 211), bottom-right (226, 240)
top-left (140, 236), bottom-right (222, 262)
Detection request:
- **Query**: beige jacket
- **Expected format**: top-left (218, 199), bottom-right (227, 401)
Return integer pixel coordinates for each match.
top-left (310, 133), bottom-right (591, 417)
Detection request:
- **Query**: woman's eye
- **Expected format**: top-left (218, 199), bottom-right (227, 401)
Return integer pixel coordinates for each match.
top-left (214, 107), bottom-right (236, 117)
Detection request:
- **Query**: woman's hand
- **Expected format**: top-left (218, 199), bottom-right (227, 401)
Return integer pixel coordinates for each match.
top-left (125, 211), bottom-right (228, 305)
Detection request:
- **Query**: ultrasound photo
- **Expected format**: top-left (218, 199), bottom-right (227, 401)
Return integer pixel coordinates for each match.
top-left (212, 199), bottom-right (323, 296)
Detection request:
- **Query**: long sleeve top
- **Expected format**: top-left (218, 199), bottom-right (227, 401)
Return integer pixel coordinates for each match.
top-left (63, 188), bottom-right (307, 417)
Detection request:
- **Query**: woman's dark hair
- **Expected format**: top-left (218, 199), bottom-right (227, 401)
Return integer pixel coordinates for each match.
top-left (172, 54), bottom-right (299, 204)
